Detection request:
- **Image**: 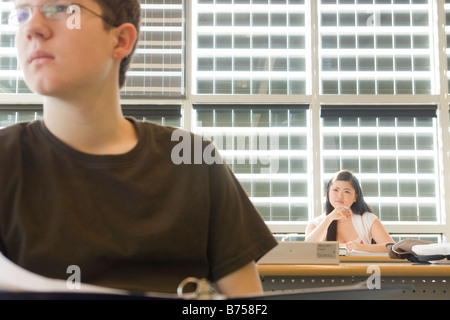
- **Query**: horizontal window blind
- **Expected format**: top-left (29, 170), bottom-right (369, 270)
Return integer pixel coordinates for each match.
top-left (0, 105), bottom-right (43, 128)
top-left (122, 0), bottom-right (185, 98)
top-left (193, 105), bottom-right (310, 222)
top-left (122, 104), bottom-right (182, 127)
top-left (321, 105), bottom-right (439, 223)
top-left (0, 1), bottom-right (31, 94)
top-left (0, 105), bottom-right (180, 128)
top-left (320, 0), bottom-right (437, 95)
top-left (446, 0), bottom-right (450, 93)
top-left (193, 0), bottom-right (309, 95)
top-left (321, 104), bottom-right (437, 118)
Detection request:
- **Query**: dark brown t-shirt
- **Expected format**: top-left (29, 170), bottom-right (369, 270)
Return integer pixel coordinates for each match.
top-left (0, 118), bottom-right (277, 293)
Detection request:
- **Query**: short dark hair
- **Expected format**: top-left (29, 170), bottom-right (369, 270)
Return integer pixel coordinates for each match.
top-left (93, 0), bottom-right (141, 88)
top-left (324, 169), bottom-right (374, 241)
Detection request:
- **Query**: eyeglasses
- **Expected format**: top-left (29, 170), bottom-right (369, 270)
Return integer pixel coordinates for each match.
top-left (8, 1), bottom-right (118, 27)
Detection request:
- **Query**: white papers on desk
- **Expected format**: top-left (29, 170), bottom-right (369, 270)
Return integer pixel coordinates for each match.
top-left (342, 250), bottom-right (389, 257)
top-left (0, 253), bottom-right (126, 295)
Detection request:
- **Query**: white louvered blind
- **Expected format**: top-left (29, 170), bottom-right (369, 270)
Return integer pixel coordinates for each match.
top-left (192, 0), bottom-right (309, 95)
top-left (445, 0), bottom-right (450, 93)
top-left (320, 0), bottom-right (436, 95)
top-left (122, 0), bottom-right (185, 98)
top-left (194, 105), bottom-right (310, 223)
top-left (0, 0), bottom-right (30, 94)
top-left (321, 106), bottom-right (440, 224)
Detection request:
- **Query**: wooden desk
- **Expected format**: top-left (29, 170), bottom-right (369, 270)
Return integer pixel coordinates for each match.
top-left (258, 262), bottom-right (450, 300)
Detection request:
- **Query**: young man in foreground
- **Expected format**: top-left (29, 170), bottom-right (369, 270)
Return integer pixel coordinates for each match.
top-left (0, 0), bottom-right (277, 296)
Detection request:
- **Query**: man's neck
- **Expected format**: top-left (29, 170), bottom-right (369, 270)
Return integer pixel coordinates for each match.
top-left (42, 93), bottom-right (138, 155)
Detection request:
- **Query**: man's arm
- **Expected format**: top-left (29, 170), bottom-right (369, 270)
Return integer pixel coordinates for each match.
top-left (215, 261), bottom-right (263, 297)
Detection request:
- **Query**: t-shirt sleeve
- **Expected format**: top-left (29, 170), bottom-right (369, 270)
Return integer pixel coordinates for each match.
top-left (206, 158), bottom-right (278, 282)
top-left (363, 212), bottom-right (379, 229)
top-left (356, 212), bottom-right (380, 244)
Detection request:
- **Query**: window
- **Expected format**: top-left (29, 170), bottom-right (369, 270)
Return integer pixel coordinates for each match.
top-left (445, 0), bottom-right (450, 93)
top-left (193, 105), bottom-right (310, 223)
top-left (192, 0), bottom-right (310, 95)
top-left (122, 105), bottom-right (182, 127)
top-left (320, 0), bottom-right (437, 95)
top-left (122, 0), bottom-right (185, 98)
top-left (0, 105), bottom-right (180, 128)
top-left (321, 106), bottom-right (440, 228)
top-left (0, 1), bottom-right (31, 94)
top-left (0, 105), bottom-right (43, 128)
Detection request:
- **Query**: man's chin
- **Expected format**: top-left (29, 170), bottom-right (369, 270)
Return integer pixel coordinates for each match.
top-left (26, 80), bottom-right (68, 98)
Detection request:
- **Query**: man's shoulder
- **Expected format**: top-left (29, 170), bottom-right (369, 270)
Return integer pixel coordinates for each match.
top-left (135, 119), bottom-right (187, 136)
top-left (0, 121), bottom-right (38, 151)
top-left (134, 119), bottom-right (202, 147)
top-left (131, 119), bottom-right (222, 165)
top-left (0, 121), bottom-right (30, 139)
top-left (0, 121), bottom-right (28, 133)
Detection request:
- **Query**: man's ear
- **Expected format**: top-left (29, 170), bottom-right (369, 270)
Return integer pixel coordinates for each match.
top-left (111, 23), bottom-right (138, 61)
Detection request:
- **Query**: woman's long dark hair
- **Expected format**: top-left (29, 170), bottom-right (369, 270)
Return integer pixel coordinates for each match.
top-left (325, 170), bottom-right (374, 241)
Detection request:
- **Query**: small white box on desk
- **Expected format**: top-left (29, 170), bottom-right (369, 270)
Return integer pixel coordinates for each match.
top-left (258, 241), bottom-right (339, 265)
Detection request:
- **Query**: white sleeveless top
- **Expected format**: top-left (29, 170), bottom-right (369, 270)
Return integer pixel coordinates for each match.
top-left (311, 212), bottom-right (379, 244)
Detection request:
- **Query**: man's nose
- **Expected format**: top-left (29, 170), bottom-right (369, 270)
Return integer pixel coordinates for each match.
top-left (22, 8), bottom-right (52, 40)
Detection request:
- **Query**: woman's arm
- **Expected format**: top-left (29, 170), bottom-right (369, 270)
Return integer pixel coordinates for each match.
top-left (370, 219), bottom-right (394, 250)
top-left (345, 219), bottom-right (394, 253)
top-left (305, 207), bottom-right (351, 242)
top-left (305, 216), bottom-right (332, 242)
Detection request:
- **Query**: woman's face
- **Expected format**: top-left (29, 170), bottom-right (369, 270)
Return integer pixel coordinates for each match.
top-left (328, 180), bottom-right (358, 209)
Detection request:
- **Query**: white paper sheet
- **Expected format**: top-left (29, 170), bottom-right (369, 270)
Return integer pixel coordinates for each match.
top-left (0, 253), bottom-right (127, 295)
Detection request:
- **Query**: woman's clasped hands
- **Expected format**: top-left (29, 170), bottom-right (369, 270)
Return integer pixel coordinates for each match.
top-left (329, 206), bottom-right (352, 222)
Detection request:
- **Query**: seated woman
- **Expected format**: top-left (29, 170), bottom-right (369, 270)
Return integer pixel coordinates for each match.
top-left (305, 170), bottom-right (394, 253)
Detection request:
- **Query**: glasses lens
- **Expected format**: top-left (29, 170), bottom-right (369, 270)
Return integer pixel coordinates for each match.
top-left (8, 8), bottom-right (30, 26)
top-left (41, 5), bottom-right (69, 19)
